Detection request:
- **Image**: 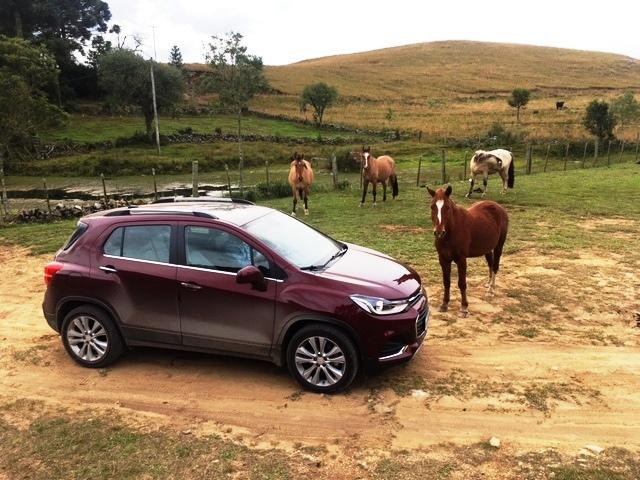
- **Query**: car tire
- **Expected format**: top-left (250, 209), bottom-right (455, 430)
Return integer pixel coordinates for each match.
top-left (286, 324), bottom-right (359, 393)
top-left (61, 305), bottom-right (124, 368)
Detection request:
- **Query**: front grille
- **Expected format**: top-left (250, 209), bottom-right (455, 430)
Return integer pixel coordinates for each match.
top-left (416, 308), bottom-right (428, 337)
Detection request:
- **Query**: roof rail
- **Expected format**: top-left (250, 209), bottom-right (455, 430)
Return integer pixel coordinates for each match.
top-left (152, 197), bottom-right (255, 205)
top-left (103, 208), bottom-right (217, 219)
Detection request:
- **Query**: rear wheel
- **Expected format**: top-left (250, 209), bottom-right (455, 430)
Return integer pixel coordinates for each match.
top-left (286, 324), bottom-right (359, 393)
top-left (61, 305), bottom-right (124, 368)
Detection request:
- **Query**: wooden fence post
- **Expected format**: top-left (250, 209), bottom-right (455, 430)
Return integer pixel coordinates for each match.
top-left (224, 163), bottom-right (232, 197)
top-left (606, 140), bottom-right (612, 166)
top-left (543, 144), bottom-right (551, 172)
top-left (526, 145), bottom-right (532, 174)
top-left (618, 140), bottom-right (625, 163)
top-left (192, 160), bottom-right (199, 197)
top-left (265, 161), bottom-right (270, 188)
top-left (416, 155), bottom-right (423, 187)
top-left (0, 164), bottom-right (8, 217)
top-left (593, 138), bottom-right (599, 165)
top-left (635, 133), bottom-right (640, 163)
top-left (418, 130), bottom-right (422, 143)
top-left (441, 149), bottom-right (447, 184)
top-left (563, 143), bottom-right (570, 171)
top-left (152, 168), bottom-right (158, 201)
top-left (331, 152), bottom-right (338, 188)
top-left (43, 178), bottom-right (52, 214)
top-left (582, 142), bottom-right (588, 168)
top-left (100, 173), bottom-right (108, 204)
top-left (462, 150), bottom-right (468, 181)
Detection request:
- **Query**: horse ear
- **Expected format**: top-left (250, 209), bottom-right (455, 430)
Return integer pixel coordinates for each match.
top-left (427, 187), bottom-right (436, 198)
top-left (445, 185), bottom-right (453, 197)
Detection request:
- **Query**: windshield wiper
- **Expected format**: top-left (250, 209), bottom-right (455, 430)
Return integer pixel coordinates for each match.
top-left (301, 245), bottom-right (347, 271)
top-left (322, 244), bottom-right (348, 268)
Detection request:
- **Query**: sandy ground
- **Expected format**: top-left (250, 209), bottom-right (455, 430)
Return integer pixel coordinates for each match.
top-left (1, 237), bottom-right (639, 468)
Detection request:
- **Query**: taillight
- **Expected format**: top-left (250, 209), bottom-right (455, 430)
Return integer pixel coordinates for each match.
top-left (44, 262), bottom-right (64, 286)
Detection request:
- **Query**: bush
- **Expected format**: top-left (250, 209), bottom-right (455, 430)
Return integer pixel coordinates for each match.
top-left (336, 149), bottom-right (360, 172)
top-left (487, 122), bottom-right (524, 146)
top-left (254, 180), bottom-right (291, 199)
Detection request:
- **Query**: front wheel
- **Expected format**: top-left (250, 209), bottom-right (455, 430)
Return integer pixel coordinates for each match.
top-left (286, 324), bottom-right (359, 393)
top-left (61, 305), bottom-right (124, 368)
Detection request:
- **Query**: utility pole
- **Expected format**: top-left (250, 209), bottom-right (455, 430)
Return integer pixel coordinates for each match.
top-left (150, 61), bottom-right (161, 155)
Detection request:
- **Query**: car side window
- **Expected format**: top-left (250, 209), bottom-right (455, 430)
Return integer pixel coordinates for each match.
top-left (184, 226), bottom-right (270, 274)
top-left (103, 225), bottom-right (171, 263)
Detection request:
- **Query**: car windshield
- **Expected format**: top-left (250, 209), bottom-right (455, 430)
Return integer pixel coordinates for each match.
top-left (243, 211), bottom-right (342, 269)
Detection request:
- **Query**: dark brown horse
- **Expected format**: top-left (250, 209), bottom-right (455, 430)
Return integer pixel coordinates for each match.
top-left (427, 185), bottom-right (509, 317)
top-left (354, 146), bottom-right (399, 206)
top-left (288, 152), bottom-right (314, 216)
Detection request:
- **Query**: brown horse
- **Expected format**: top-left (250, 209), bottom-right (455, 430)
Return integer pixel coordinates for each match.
top-left (427, 185), bottom-right (509, 317)
top-left (288, 152), bottom-right (314, 216)
top-left (354, 146), bottom-right (399, 206)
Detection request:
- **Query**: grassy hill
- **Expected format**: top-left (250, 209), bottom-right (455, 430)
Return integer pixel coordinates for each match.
top-left (241, 41), bottom-right (640, 141)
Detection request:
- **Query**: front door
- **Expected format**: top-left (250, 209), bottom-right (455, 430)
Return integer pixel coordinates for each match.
top-left (177, 223), bottom-right (277, 358)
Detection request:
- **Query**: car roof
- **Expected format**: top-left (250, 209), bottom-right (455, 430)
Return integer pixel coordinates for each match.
top-left (85, 200), bottom-right (275, 227)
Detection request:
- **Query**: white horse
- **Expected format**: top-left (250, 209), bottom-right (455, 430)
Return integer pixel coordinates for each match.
top-left (466, 149), bottom-right (515, 197)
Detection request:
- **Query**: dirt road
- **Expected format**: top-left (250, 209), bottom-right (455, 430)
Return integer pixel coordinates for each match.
top-left (1, 241), bottom-right (639, 465)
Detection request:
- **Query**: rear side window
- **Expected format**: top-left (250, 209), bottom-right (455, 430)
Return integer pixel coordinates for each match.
top-left (63, 221), bottom-right (88, 250)
top-left (103, 225), bottom-right (171, 263)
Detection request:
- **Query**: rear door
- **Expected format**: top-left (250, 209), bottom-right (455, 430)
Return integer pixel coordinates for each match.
top-left (176, 222), bottom-right (277, 358)
top-left (93, 222), bottom-right (180, 345)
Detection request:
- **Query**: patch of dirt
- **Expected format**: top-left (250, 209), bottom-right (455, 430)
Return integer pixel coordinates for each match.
top-left (1, 239), bottom-right (639, 474)
top-left (381, 224), bottom-right (428, 234)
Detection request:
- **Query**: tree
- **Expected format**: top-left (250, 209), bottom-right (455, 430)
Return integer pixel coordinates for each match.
top-left (169, 45), bottom-right (183, 69)
top-left (0, 36), bottom-right (66, 170)
top-left (583, 100), bottom-right (616, 142)
top-left (300, 82), bottom-right (338, 126)
top-left (507, 88), bottom-right (530, 123)
top-left (611, 91), bottom-right (640, 132)
top-left (0, 0), bottom-right (112, 101)
top-left (98, 49), bottom-right (184, 136)
top-left (202, 32), bottom-right (268, 192)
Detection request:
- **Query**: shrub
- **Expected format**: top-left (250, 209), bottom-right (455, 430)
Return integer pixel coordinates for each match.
top-left (487, 122), bottom-right (524, 146)
top-left (254, 180), bottom-right (291, 199)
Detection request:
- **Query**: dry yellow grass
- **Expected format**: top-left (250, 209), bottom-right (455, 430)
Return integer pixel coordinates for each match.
top-left (188, 41), bottom-right (640, 141)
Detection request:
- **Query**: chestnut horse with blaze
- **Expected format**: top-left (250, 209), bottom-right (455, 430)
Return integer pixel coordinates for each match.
top-left (288, 152), bottom-right (314, 216)
top-left (355, 146), bottom-right (399, 206)
top-left (427, 185), bottom-right (509, 317)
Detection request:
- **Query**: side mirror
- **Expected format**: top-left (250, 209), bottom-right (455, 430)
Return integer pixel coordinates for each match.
top-left (236, 265), bottom-right (267, 292)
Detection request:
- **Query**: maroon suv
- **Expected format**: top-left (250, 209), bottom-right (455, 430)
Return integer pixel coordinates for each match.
top-left (43, 199), bottom-right (429, 392)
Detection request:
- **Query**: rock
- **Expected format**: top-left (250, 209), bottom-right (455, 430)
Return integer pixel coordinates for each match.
top-left (489, 436), bottom-right (501, 448)
top-left (373, 404), bottom-right (393, 415)
top-left (584, 444), bottom-right (604, 455)
top-left (578, 448), bottom-right (595, 457)
top-left (411, 389), bottom-right (429, 399)
top-left (181, 429), bottom-right (192, 435)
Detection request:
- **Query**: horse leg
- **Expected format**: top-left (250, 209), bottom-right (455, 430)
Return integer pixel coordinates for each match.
top-left (372, 182), bottom-right (378, 207)
top-left (438, 256), bottom-right (451, 312)
top-left (482, 172), bottom-right (488, 198)
top-left (484, 252), bottom-right (494, 290)
top-left (291, 189), bottom-right (298, 216)
top-left (303, 188), bottom-right (309, 215)
top-left (382, 179), bottom-right (387, 202)
top-left (498, 169), bottom-right (507, 195)
top-left (360, 180), bottom-right (369, 207)
top-left (456, 257), bottom-right (469, 317)
top-left (466, 173), bottom-right (475, 198)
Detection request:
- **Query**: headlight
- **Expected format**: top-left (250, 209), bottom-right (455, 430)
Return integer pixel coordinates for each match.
top-left (350, 294), bottom-right (411, 316)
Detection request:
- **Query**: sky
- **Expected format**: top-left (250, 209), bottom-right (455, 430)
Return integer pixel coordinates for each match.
top-left (105, 0), bottom-right (640, 65)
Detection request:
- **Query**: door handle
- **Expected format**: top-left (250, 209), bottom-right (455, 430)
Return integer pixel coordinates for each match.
top-left (180, 281), bottom-right (202, 291)
top-left (99, 265), bottom-right (118, 274)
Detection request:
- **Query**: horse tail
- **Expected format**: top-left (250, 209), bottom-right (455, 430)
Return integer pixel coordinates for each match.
top-left (391, 174), bottom-right (399, 198)
top-left (507, 157), bottom-right (515, 188)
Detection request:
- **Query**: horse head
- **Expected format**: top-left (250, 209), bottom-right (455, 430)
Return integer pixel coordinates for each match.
top-left (472, 150), bottom-right (487, 163)
top-left (292, 152), bottom-right (307, 182)
top-left (427, 185), bottom-right (453, 239)
top-left (360, 146), bottom-right (372, 169)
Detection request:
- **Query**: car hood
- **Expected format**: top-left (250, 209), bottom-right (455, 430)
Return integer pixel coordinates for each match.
top-left (318, 243), bottom-right (422, 299)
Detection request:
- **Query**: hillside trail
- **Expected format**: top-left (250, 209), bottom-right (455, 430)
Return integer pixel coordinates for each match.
top-left (1, 243), bottom-right (638, 462)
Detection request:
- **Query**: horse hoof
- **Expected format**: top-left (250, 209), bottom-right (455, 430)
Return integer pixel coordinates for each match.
top-left (438, 304), bottom-right (448, 313)
top-left (291, 212), bottom-right (296, 217)
top-left (465, 193), bottom-right (470, 198)
top-left (373, 203), bottom-right (377, 207)
top-left (459, 310), bottom-right (469, 318)
top-left (481, 193), bottom-right (486, 198)
top-left (359, 203), bottom-right (363, 208)
top-left (304, 209), bottom-right (309, 216)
